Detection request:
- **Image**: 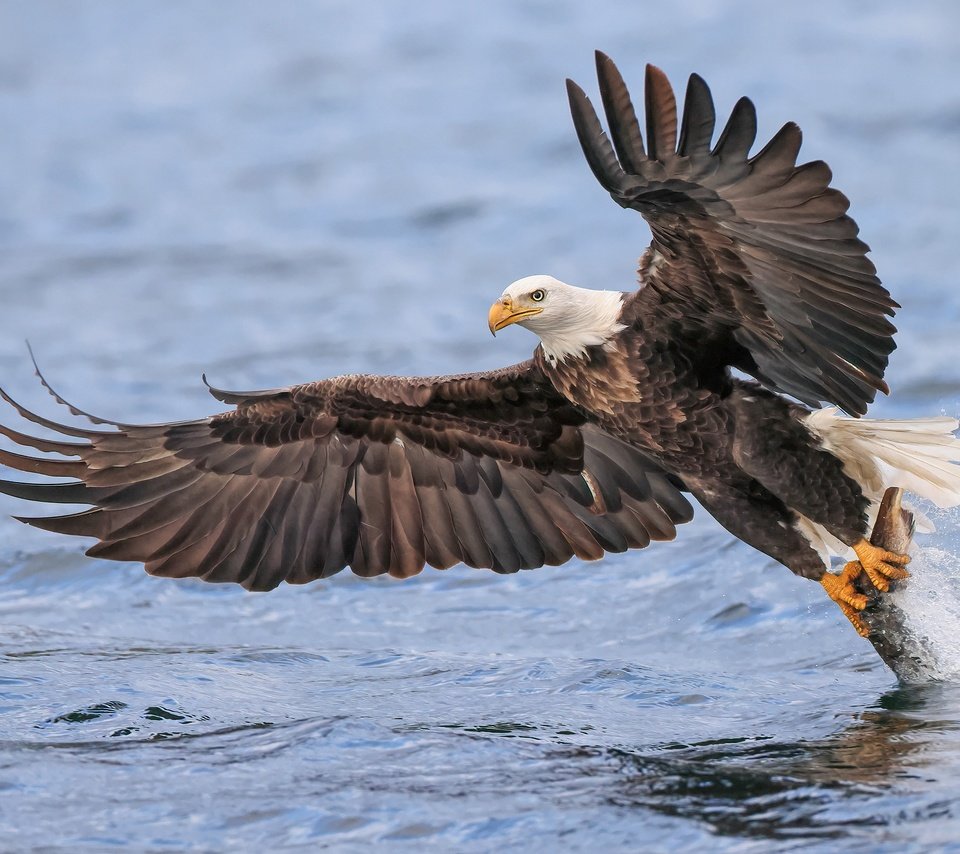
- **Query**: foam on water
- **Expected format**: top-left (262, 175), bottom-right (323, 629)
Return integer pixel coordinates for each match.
top-left (887, 544), bottom-right (960, 681)
top-left (872, 504), bottom-right (960, 683)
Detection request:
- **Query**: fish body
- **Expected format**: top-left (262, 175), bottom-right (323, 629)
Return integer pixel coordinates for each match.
top-left (857, 488), bottom-right (936, 681)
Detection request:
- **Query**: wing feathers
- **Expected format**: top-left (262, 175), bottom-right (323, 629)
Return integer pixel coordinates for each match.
top-left (1, 357), bottom-right (691, 587)
top-left (748, 121), bottom-right (802, 176)
top-left (566, 80), bottom-right (626, 196)
top-left (0, 447), bottom-right (85, 478)
top-left (386, 441), bottom-right (426, 578)
top-left (677, 73), bottom-right (715, 157)
top-left (595, 51), bottom-right (646, 173)
top-left (569, 54), bottom-right (898, 415)
top-left (0, 387), bottom-right (110, 440)
top-left (712, 96), bottom-right (757, 166)
top-left (644, 64), bottom-right (678, 162)
top-left (0, 419), bottom-right (86, 455)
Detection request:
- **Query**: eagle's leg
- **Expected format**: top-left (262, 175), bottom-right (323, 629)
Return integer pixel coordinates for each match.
top-left (696, 479), bottom-right (880, 635)
top-left (726, 385), bottom-right (910, 633)
top-left (692, 479), bottom-right (827, 578)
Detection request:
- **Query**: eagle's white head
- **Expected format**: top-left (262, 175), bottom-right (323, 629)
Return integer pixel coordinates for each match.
top-left (488, 274), bottom-right (627, 363)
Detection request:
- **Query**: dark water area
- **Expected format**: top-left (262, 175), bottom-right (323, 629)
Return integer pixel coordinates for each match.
top-left (2, 2), bottom-right (960, 850)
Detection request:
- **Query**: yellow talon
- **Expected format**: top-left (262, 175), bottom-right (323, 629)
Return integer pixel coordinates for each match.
top-left (852, 538), bottom-right (910, 592)
top-left (821, 560), bottom-right (870, 636)
top-left (820, 540), bottom-right (912, 637)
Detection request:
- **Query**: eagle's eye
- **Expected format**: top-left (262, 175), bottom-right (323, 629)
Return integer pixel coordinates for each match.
top-left (530, 289), bottom-right (546, 302)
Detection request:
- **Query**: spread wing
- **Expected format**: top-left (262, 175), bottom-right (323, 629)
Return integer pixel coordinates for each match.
top-left (566, 52), bottom-right (897, 416)
top-left (0, 361), bottom-right (692, 589)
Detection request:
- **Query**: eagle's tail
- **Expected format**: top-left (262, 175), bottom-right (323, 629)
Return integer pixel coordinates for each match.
top-left (806, 406), bottom-right (960, 513)
top-left (794, 408), bottom-right (960, 564)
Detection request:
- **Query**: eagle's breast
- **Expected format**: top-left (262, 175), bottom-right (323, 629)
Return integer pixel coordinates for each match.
top-left (537, 336), bottom-right (642, 417)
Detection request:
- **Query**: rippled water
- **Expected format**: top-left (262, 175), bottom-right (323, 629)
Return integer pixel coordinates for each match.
top-left (2, 2), bottom-right (960, 850)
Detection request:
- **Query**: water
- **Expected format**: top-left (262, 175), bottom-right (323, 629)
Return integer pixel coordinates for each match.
top-left (1, 1), bottom-right (960, 850)
top-left (879, 506), bottom-right (960, 683)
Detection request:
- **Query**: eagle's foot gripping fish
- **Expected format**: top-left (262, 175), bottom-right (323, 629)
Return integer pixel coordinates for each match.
top-left (821, 563), bottom-right (872, 636)
top-left (852, 539), bottom-right (911, 593)
top-left (821, 530), bottom-right (912, 637)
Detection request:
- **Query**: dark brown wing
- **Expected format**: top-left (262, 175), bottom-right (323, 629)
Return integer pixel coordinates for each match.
top-left (0, 361), bottom-right (692, 590)
top-left (566, 52), bottom-right (897, 416)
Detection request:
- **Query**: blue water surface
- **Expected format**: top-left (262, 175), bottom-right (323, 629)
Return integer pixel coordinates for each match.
top-left (2, 2), bottom-right (960, 850)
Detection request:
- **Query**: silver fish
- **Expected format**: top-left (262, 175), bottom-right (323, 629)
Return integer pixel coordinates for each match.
top-left (856, 488), bottom-right (937, 682)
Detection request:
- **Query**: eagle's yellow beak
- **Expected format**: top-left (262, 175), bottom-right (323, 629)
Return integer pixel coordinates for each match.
top-left (488, 297), bottom-right (543, 335)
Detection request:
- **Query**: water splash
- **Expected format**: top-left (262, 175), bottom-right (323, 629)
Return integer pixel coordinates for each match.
top-left (885, 545), bottom-right (960, 682)
top-left (869, 502), bottom-right (960, 683)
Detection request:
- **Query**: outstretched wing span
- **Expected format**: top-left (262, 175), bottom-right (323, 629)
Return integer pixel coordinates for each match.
top-left (566, 52), bottom-right (897, 416)
top-left (0, 362), bottom-right (692, 589)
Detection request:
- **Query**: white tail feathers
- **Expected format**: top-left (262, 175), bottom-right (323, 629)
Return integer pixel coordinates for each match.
top-left (805, 408), bottom-right (960, 509)
top-left (798, 408), bottom-right (960, 566)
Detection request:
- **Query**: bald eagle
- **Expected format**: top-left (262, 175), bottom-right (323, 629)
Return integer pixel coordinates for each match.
top-left (2, 53), bottom-right (959, 637)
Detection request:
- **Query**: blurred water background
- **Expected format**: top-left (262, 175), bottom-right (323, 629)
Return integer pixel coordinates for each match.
top-left (1, 1), bottom-right (960, 850)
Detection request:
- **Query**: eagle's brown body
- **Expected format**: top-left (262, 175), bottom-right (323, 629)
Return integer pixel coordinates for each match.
top-left (539, 285), bottom-right (868, 582)
top-left (3, 53), bottom-right (956, 637)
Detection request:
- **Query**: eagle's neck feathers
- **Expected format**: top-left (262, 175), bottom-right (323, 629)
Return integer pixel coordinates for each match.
top-left (535, 288), bottom-right (627, 364)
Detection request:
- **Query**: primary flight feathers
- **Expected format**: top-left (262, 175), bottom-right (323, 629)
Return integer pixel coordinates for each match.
top-left (0, 362), bottom-right (692, 589)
